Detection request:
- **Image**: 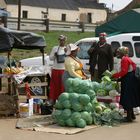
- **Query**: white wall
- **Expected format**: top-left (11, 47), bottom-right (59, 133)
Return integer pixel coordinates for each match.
top-left (79, 8), bottom-right (107, 23)
top-left (7, 5), bottom-right (107, 23)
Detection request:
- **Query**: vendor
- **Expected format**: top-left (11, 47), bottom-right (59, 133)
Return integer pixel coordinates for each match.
top-left (62, 43), bottom-right (88, 91)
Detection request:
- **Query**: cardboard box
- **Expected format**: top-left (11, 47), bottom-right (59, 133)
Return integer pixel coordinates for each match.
top-left (19, 98), bottom-right (33, 117)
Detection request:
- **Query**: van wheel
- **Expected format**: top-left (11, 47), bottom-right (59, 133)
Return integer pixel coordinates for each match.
top-left (29, 76), bottom-right (44, 96)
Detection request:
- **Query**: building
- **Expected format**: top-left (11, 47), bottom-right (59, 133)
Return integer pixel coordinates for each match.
top-left (0, 0), bottom-right (108, 24)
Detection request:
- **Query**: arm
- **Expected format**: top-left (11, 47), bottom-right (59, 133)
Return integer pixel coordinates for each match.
top-left (113, 57), bottom-right (129, 78)
top-left (49, 46), bottom-right (57, 61)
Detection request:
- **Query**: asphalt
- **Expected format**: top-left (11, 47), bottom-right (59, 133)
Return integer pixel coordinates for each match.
top-left (0, 114), bottom-right (140, 140)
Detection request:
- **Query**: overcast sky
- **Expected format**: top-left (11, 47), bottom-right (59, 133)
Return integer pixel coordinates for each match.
top-left (99, 0), bottom-right (133, 11)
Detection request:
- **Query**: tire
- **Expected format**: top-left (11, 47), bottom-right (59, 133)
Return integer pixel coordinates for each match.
top-left (29, 76), bottom-right (44, 96)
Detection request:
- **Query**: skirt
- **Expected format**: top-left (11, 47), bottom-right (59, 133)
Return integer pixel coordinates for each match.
top-left (120, 71), bottom-right (140, 110)
top-left (49, 69), bottom-right (64, 101)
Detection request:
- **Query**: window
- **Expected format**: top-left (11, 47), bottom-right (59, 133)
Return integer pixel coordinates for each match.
top-left (132, 36), bottom-right (140, 41)
top-left (77, 42), bottom-right (93, 59)
top-left (61, 14), bottom-right (66, 21)
top-left (22, 10), bottom-right (28, 19)
top-left (111, 41), bottom-right (120, 56)
top-left (134, 43), bottom-right (140, 58)
top-left (122, 41), bottom-right (133, 57)
top-left (87, 13), bottom-right (92, 23)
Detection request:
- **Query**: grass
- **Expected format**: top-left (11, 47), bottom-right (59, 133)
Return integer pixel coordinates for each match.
top-left (2, 31), bottom-right (95, 61)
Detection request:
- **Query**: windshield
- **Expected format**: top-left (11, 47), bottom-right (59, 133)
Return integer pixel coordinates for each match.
top-left (77, 42), bottom-right (93, 59)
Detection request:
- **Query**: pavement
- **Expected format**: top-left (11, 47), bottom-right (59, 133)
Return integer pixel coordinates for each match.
top-left (0, 115), bottom-right (140, 140)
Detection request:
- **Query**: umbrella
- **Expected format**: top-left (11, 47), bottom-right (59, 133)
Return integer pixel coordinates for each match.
top-left (0, 9), bottom-right (10, 17)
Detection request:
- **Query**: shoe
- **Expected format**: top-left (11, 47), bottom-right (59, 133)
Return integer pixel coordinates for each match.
top-left (131, 114), bottom-right (136, 120)
top-left (122, 117), bottom-right (133, 123)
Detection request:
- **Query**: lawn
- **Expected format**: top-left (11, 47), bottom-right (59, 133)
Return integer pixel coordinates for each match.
top-left (8, 31), bottom-right (94, 61)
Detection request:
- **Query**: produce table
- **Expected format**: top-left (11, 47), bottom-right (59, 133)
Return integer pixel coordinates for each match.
top-left (97, 95), bottom-right (120, 103)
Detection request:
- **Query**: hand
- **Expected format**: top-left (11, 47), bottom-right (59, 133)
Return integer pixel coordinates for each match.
top-left (64, 48), bottom-right (67, 53)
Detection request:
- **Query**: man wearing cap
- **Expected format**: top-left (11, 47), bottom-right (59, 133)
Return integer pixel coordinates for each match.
top-left (89, 32), bottom-right (114, 80)
top-left (49, 34), bottom-right (67, 104)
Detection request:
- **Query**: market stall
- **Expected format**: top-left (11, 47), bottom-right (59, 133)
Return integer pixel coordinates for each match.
top-left (0, 26), bottom-right (48, 116)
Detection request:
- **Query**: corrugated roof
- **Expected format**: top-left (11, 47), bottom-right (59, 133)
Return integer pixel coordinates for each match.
top-left (4, 0), bottom-right (105, 10)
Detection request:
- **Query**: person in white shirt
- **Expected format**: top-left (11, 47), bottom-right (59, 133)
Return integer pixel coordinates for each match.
top-left (49, 35), bottom-right (67, 104)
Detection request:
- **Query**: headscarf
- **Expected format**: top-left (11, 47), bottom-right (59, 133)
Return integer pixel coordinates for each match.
top-left (117, 46), bottom-right (129, 55)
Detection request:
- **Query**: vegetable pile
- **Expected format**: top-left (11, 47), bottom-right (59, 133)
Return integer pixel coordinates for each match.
top-left (52, 75), bottom-right (123, 128)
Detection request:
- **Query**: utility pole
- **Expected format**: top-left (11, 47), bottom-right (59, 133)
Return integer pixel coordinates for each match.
top-left (17, 0), bottom-right (21, 30)
top-left (42, 8), bottom-right (49, 33)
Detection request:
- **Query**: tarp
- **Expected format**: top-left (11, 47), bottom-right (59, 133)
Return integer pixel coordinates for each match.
top-left (95, 8), bottom-right (140, 37)
top-left (0, 27), bottom-right (46, 52)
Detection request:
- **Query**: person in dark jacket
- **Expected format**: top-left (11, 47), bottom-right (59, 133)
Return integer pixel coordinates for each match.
top-left (112, 46), bottom-right (140, 122)
top-left (88, 32), bottom-right (114, 81)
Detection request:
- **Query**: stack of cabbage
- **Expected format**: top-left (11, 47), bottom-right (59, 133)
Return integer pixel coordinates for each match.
top-left (52, 78), bottom-right (123, 128)
top-left (96, 70), bottom-right (119, 96)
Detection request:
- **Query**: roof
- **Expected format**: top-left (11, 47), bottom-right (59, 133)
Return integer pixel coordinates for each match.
top-left (4, 0), bottom-right (106, 10)
top-left (95, 8), bottom-right (140, 36)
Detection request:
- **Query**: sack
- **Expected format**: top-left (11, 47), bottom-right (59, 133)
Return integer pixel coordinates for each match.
top-left (135, 66), bottom-right (140, 80)
top-left (56, 53), bottom-right (65, 63)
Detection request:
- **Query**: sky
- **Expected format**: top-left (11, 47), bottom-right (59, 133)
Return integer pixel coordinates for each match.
top-left (99, 0), bottom-right (133, 11)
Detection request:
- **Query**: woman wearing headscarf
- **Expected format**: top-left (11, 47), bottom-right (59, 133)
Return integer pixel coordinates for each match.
top-left (62, 43), bottom-right (88, 90)
top-left (112, 46), bottom-right (140, 122)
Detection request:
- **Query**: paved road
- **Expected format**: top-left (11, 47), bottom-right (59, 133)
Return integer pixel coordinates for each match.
top-left (0, 115), bottom-right (140, 140)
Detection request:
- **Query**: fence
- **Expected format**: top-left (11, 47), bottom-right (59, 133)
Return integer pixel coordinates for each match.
top-left (7, 17), bottom-right (96, 32)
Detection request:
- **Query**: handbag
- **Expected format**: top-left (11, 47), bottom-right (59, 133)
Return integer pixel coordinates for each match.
top-left (55, 47), bottom-right (66, 63)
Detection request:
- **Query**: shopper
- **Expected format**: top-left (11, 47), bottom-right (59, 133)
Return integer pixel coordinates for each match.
top-left (112, 46), bottom-right (140, 122)
top-left (88, 32), bottom-right (114, 80)
top-left (49, 35), bottom-right (67, 104)
top-left (62, 43), bottom-right (88, 90)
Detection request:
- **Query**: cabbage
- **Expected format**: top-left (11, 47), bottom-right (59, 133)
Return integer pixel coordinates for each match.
top-left (61, 100), bottom-right (71, 109)
top-left (58, 92), bottom-right (69, 102)
top-left (66, 118), bottom-right (75, 127)
top-left (71, 112), bottom-right (81, 122)
top-left (83, 103), bottom-right (93, 112)
top-left (96, 89), bottom-right (106, 96)
top-left (57, 118), bottom-right (66, 126)
top-left (102, 70), bottom-right (112, 77)
top-left (79, 94), bottom-right (90, 105)
top-left (69, 93), bottom-right (79, 102)
top-left (76, 118), bottom-right (86, 128)
top-left (86, 89), bottom-right (96, 100)
top-left (61, 109), bottom-right (72, 119)
top-left (54, 101), bottom-right (63, 109)
top-left (81, 111), bottom-right (93, 125)
top-left (71, 100), bottom-right (83, 112)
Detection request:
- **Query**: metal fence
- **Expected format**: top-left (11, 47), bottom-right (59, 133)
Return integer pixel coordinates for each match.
top-left (7, 17), bottom-right (96, 32)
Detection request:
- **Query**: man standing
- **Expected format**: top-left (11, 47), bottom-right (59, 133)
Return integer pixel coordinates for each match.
top-left (88, 32), bottom-right (114, 80)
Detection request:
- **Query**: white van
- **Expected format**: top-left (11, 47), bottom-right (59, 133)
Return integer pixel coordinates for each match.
top-left (75, 33), bottom-right (140, 73)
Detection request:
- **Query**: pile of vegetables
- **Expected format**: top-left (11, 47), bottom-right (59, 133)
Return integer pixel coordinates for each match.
top-left (52, 77), bottom-right (123, 128)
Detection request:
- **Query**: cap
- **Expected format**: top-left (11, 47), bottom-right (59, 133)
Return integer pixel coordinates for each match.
top-left (99, 32), bottom-right (107, 37)
top-left (58, 35), bottom-right (67, 40)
